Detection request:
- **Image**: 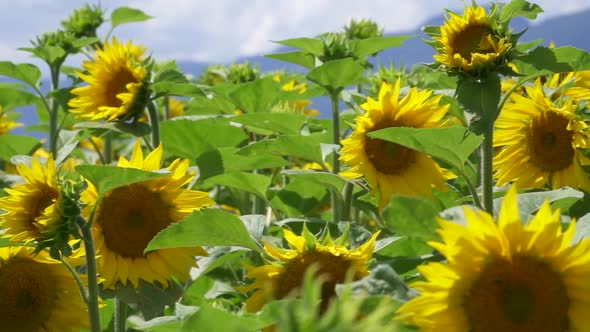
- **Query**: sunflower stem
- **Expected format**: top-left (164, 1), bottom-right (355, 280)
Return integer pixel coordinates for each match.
top-left (342, 182), bottom-right (354, 221)
top-left (58, 256), bottom-right (89, 305)
top-left (458, 168), bottom-right (483, 209)
top-left (77, 216), bottom-right (102, 332)
top-left (103, 131), bottom-right (113, 165)
top-left (114, 298), bottom-right (128, 332)
top-left (49, 64), bottom-right (62, 156)
top-left (330, 91), bottom-right (342, 223)
top-left (147, 101), bottom-right (161, 148)
top-left (481, 126), bottom-right (494, 215)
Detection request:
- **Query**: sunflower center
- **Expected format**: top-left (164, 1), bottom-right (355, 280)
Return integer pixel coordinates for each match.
top-left (364, 127), bottom-right (416, 175)
top-left (527, 111), bottom-right (574, 171)
top-left (454, 24), bottom-right (492, 61)
top-left (30, 186), bottom-right (59, 223)
top-left (96, 183), bottom-right (173, 258)
top-left (275, 251), bottom-right (353, 302)
top-left (106, 67), bottom-right (137, 107)
top-left (0, 257), bottom-right (57, 331)
top-left (464, 255), bottom-right (569, 332)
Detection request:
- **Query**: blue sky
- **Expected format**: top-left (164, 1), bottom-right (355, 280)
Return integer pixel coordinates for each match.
top-left (1, 0), bottom-right (589, 68)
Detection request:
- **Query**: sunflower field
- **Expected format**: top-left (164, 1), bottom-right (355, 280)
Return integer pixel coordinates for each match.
top-left (2, 1), bottom-right (590, 331)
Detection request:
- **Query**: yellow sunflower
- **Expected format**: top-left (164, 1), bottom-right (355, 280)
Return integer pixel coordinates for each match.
top-left (434, 6), bottom-right (510, 72)
top-left (273, 73), bottom-right (319, 116)
top-left (339, 79), bottom-right (453, 209)
top-left (397, 187), bottom-right (590, 332)
top-left (168, 97), bottom-right (185, 118)
top-left (69, 37), bottom-right (147, 121)
top-left (0, 246), bottom-right (88, 332)
top-left (240, 227), bottom-right (380, 313)
top-left (0, 106), bottom-right (23, 135)
top-left (81, 141), bottom-right (215, 289)
top-left (493, 78), bottom-right (590, 191)
top-left (0, 156), bottom-right (60, 243)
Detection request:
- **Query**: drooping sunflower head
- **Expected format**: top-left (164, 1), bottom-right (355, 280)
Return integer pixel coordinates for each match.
top-left (69, 37), bottom-right (148, 122)
top-left (239, 226), bottom-right (380, 313)
top-left (0, 246), bottom-right (88, 332)
top-left (0, 106), bottom-right (23, 135)
top-left (0, 156), bottom-right (60, 243)
top-left (339, 79), bottom-right (452, 209)
top-left (494, 78), bottom-right (590, 191)
top-left (81, 141), bottom-right (215, 289)
top-left (396, 186), bottom-right (590, 332)
top-left (432, 6), bottom-right (511, 72)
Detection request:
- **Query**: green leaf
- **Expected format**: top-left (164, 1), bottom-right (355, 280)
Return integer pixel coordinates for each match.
top-left (513, 46), bottom-right (590, 76)
top-left (111, 6), bottom-right (152, 29)
top-left (182, 303), bottom-right (273, 332)
top-left (273, 37), bottom-right (324, 56)
top-left (270, 180), bottom-right (329, 217)
top-left (151, 82), bottom-right (206, 98)
top-left (0, 237), bottom-right (9, 247)
top-left (281, 169), bottom-right (347, 199)
top-left (238, 134), bottom-right (327, 164)
top-left (228, 76), bottom-right (284, 113)
top-left (306, 58), bottom-right (365, 92)
top-left (102, 281), bottom-right (183, 320)
top-left (574, 213), bottom-right (590, 244)
top-left (231, 113), bottom-right (307, 135)
top-left (74, 121), bottom-right (152, 137)
top-left (493, 188), bottom-right (584, 220)
top-left (0, 61), bottom-right (41, 88)
top-left (146, 209), bottom-right (261, 252)
top-left (0, 135), bottom-right (41, 160)
top-left (351, 35), bottom-right (413, 57)
top-left (19, 45), bottom-right (65, 66)
top-left (367, 126), bottom-right (483, 171)
top-left (76, 165), bottom-right (170, 196)
top-left (196, 147), bottom-right (290, 179)
top-left (456, 73), bottom-right (501, 135)
top-left (72, 37), bottom-right (101, 49)
top-left (499, 0), bottom-right (543, 22)
top-left (201, 172), bottom-right (270, 200)
top-left (0, 86), bottom-right (39, 108)
top-left (265, 51), bottom-right (316, 69)
top-left (382, 196), bottom-right (441, 242)
top-left (154, 69), bottom-right (189, 84)
top-left (160, 118), bottom-right (248, 159)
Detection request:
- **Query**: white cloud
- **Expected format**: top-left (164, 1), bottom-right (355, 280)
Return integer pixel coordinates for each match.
top-left (0, 0), bottom-right (588, 66)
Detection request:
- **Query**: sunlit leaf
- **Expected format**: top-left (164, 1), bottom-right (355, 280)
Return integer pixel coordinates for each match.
top-left (382, 196), bottom-right (441, 242)
top-left (111, 6), bottom-right (152, 29)
top-left (231, 113), bottom-right (307, 135)
top-left (273, 37), bottom-right (324, 56)
top-left (74, 121), bottom-right (152, 137)
top-left (513, 46), bottom-right (590, 76)
top-left (0, 135), bottom-right (41, 160)
top-left (265, 51), bottom-right (316, 69)
top-left (351, 35), bottom-right (413, 57)
top-left (183, 303), bottom-right (273, 332)
top-left (456, 73), bottom-right (501, 135)
top-left (228, 76), bottom-right (284, 113)
top-left (0, 61), bottom-right (41, 88)
top-left (146, 209), bottom-right (261, 252)
top-left (493, 187), bottom-right (584, 220)
top-left (307, 58), bottom-right (365, 92)
top-left (499, 0), bottom-right (544, 23)
top-left (238, 134), bottom-right (327, 164)
top-left (197, 147), bottom-right (290, 179)
top-left (281, 169), bottom-right (347, 198)
top-left (76, 165), bottom-right (169, 196)
top-left (201, 172), bottom-right (270, 200)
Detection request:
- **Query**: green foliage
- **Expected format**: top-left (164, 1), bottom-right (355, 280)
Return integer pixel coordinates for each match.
top-left (0, 135), bottom-right (41, 160)
top-left (0, 61), bottom-right (42, 88)
top-left (76, 165), bottom-right (170, 196)
top-left (110, 6), bottom-right (153, 30)
top-left (307, 58), bottom-right (365, 93)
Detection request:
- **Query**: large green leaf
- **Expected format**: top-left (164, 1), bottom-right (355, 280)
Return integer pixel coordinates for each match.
top-left (493, 188), bottom-right (584, 220)
top-left (382, 196), bottom-right (441, 242)
top-left (499, 0), bottom-right (543, 23)
top-left (231, 113), bottom-right (307, 135)
top-left (270, 179), bottom-right (329, 217)
top-left (273, 37), bottom-right (325, 56)
top-left (456, 73), bottom-right (501, 134)
top-left (0, 85), bottom-right (39, 108)
top-left (196, 147), bottom-right (290, 179)
top-left (76, 165), bottom-right (169, 196)
top-left (151, 82), bottom-right (206, 98)
top-left (201, 172), bottom-right (270, 200)
top-left (228, 76), bottom-right (284, 113)
top-left (160, 118), bottom-right (248, 159)
top-left (513, 46), bottom-right (590, 76)
top-left (306, 58), bottom-right (365, 92)
top-left (146, 209), bottom-right (261, 252)
top-left (351, 35), bottom-right (413, 57)
top-left (74, 121), bottom-right (152, 137)
top-left (111, 6), bottom-right (152, 29)
top-left (367, 126), bottom-right (483, 171)
top-left (0, 135), bottom-right (41, 160)
top-left (182, 303), bottom-right (273, 332)
top-left (0, 61), bottom-right (41, 88)
top-left (238, 134), bottom-right (327, 164)
top-left (281, 170), bottom-right (347, 199)
top-left (265, 51), bottom-right (316, 69)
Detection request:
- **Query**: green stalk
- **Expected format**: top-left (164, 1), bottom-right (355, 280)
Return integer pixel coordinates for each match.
top-left (458, 168), bottom-right (483, 210)
top-left (330, 91), bottom-right (342, 222)
top-left (77, 215), bottom-right (101, 332)
top-left (103, 132), bottom-right (113, 165)
top-left (481, 125), bottom-right (494, 215)
top-left (147, 101), bottom-right (161, 148)
top-left (49, 64), bottom-right (62, 156)
top-left (58, 256), bottom-right (89, 305)
top-left (114, 298), bottom-right (128, 332)
top-left (342, 182), bottom-right (354, 222)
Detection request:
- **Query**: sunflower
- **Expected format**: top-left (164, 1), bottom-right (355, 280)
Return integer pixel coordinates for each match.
top-left (81, 141), bottom-right (215, 289)
top-left (493, 78), bottom-right (590, 191)
top-left (0, 106), bottom-right (23, 135)
top-left (0, 246), bottom-right (88, 332)
top-left (273, 73), bottom-right (319, 116)
top-left (240, 227), bottom-right (379, 313)
top-left (339, 79), bottom-right (453, 209)
top-left (396, 187), bottom-right (590, 332)
top-left (168, 97), bottom-right (185, 118)
top-left (69, 37), bottom-right (147, 121)
top-left (0, 156), bottom-right (60, 243)
top-left (433, 6), bottom-right (510, 72)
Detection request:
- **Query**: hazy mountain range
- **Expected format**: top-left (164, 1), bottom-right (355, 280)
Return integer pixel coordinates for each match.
top-left (11, 9), bottom-right (590, 137)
